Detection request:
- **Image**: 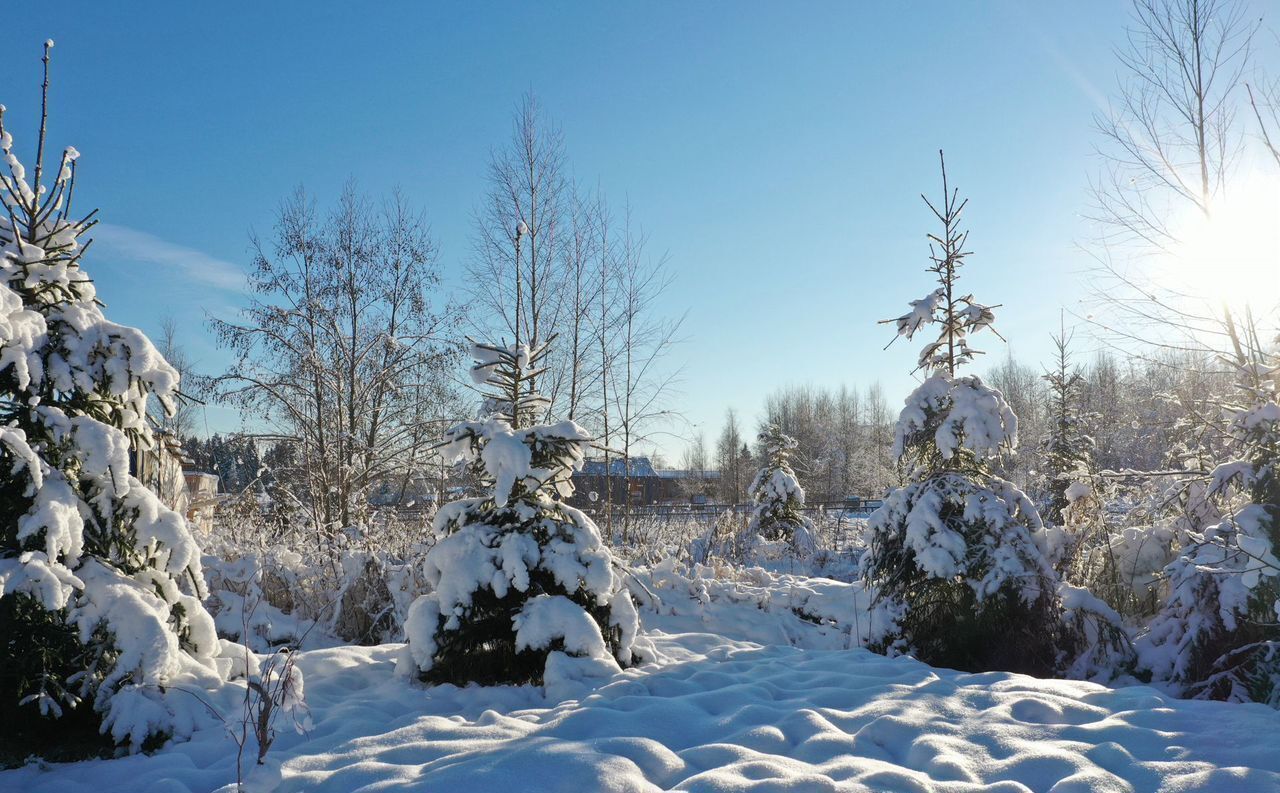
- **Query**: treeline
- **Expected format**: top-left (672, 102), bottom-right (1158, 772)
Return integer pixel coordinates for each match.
top-left (683, 385), bottom-right (896, 504)
top-left (985, 347), bottom-right (1232, 488)
top-left (181, 434), bottom-right (272, 494)
top-left (696, 345), bottom-right (1234, 508)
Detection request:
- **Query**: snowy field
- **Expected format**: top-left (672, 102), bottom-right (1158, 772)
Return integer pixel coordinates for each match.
top-left (6, 566), bottom-right (1279, 793)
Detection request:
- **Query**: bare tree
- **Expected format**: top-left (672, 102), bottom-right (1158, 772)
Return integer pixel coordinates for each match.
top-left (152, 316), bottom-right (200, 439)
top-left (986, 350), bottom-right (1049, 487)
top-left (716, 409), bottom-right (745, 503)
top-left (863, 382), bottom-right (895, 495)
top-left (1083, 0), bottom-right (1269, 500)
top-left (210, 185), bottom-right (458, 560)
top-left (835, 385), bottom-right (862, 498)
top-left (464, 98), bottom-right (683, 541)
top-left (563, 186), bottom-right (604, 423)
top-left (1083, 0), bottom-right (1267, 371)
top-left (468, 93), bottom-right (569, 414)
top-left (1247, 70), bottom-right (1280, 168)
top-left (678, 431), bottom-right (711, 500)
top-left (589, 192), bottom-right (619, 533)
top-left (1091, 0), bottom-right (1255, 251)
top-left (609, 207), bottom-right (684, 539)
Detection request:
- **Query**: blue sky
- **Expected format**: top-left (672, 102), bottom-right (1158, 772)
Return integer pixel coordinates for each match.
top-left (8, 1), bottom-right (1259, 458)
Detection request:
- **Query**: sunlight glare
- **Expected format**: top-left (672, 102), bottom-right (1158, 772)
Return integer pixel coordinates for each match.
top-left (1163, 171), bottom-right (1280, 316)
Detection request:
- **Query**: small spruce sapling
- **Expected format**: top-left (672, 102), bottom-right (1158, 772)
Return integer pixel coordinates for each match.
top-left (398, 339), bottom-right (639, 686)
top-left (1040, 324), bottom-right (1096, 528)
top-left (861, 151), bottom-right (1071, 675)
top-left (745, 424), bottom-right (815, 558)
top-left (1034, 327), bottom-right (1138, 679)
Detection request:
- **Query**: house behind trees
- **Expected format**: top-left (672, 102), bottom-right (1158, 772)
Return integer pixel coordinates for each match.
top-left (569, 457), bottom-right (720, 508)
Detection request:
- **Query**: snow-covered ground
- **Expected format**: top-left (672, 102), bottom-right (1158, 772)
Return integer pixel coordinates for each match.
top-left (5, 566), bottom-right (1280, 793)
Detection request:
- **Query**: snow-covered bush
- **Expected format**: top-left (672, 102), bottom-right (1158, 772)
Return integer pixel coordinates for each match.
top-left (1056, 477), bottom-right (1178, 622)
top-left (202, 495), bottom-right (434, 650)
top-left (745, 425), bottom-right (815, 558)
top-left (398, 341), bottom-right (639, 686)
top-left (630, 556), bottom-right (888, 650)
top-left (1139, 326), bottom-right (1280, 704)
top-left (861, 154), bottom-right (1080, 676)
top-left (0, 45), bottom-right (220, 758)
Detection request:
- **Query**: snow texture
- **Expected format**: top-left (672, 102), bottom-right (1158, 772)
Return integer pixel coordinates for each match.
top-left (894, 372), bottom-right (1018, 461)
top-left (6, 562), bottom-right (1280, 792)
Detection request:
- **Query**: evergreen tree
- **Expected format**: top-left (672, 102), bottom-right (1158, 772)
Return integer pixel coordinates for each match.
top-left (0, 43), bottom-right (218, 756)
top-left (737, 443), bottom-right (754, 497)
top-left (1040, 326), bottom-right (1095, 526)
top-left (862, 152), bottom-right (1070, 675)
top-left (1138, 314), bottom-right (1280, 704)
top-left (746, 425), bottom-right (815, 556)
top-left (398, 339), bottom-right (639, 686)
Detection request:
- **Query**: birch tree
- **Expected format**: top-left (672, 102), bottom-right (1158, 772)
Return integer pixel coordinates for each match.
top-left (211, 185), bottom-right (457, 556)
top-left (468, 94), bottom-right (569, 415)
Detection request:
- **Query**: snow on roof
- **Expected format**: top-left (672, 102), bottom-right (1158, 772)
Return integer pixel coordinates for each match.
top-left (579, 457), bottom-right (657, 477)
top-left (656, 468), bottom-right (721, 480)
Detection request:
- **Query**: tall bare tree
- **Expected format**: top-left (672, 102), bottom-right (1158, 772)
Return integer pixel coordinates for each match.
top-left (1083, 0), bottom-right (1261, 490)
top-left (152, 316), bottom-right (200, 439)
top-left (563, 186), bottom-right (605, 423)
top-left (464, 98), bottom-right (684, 540)
top-left (863, 382), bottom-right (895, 494)
top-left (609, 208), bottom-right (684, 538)
top-left (679, 431), bottom-right (712, 499)
top-left (469, 93), bottom-right (569, 413)
top-left (716, 409), bottom-right (746, 503)
top-left (986, 350), bottom-right (1049, 487)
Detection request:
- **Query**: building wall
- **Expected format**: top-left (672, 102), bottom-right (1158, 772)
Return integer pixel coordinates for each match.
top-left (134, 438), bottom-right (190, 516)
top-left (184, 472), bottom-right (220, 533)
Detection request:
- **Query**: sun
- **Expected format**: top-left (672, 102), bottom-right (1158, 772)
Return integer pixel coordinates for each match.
top-left (1159, 171), bottom-right (1280, 317)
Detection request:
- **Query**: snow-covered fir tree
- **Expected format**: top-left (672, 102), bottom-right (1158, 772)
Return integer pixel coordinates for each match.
top-left (745, 424), bottom-right (815, 557)
top-left (1138, 316), bottom-right (1280, 704)
top-left (861, 152), bottom-right (1074, 675)
top-left (0, 43), bottom-right (219, 756)
top-left (398, 339), bottom-right (639, 686)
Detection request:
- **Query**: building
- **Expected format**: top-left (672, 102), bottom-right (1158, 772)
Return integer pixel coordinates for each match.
top-left (130, 430), bottom-right (221, 533)
top-left (183, 471), bottom-right (221, 532)
top-left (132, 431), bottom-right (192, 515)
top-left (569, 457), bottom-right (719, 508)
